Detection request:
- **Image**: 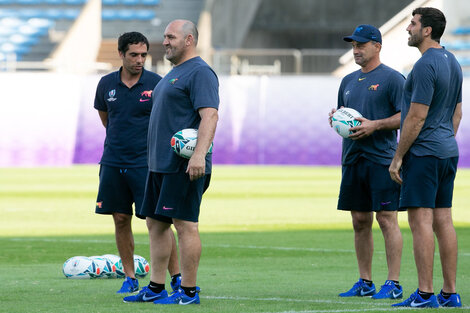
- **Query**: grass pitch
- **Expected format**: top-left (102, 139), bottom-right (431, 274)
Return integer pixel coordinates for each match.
top-left (0, 165), bottom-right (469, 312)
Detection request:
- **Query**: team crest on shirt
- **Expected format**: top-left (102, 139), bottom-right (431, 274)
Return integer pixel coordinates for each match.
top-left (368, 84), bottom-right (380, 91)
top-left (139, 90), bottom-right (152, 102)
top-left (107, 89), bottom-right (117, 102)
top-left (169, 78), bottom-right (178, 84)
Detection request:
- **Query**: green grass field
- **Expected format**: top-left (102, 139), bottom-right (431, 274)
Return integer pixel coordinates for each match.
top-left (1, 165), bottom-right (469, 312)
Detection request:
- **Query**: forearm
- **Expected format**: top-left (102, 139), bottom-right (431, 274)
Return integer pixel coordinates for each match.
top-left (194, 108), bottom-right (218, 157)
top-left (453, 102), bottom-right (462, 135)
top-left (375, 112), bottom-right (401, 131)
top-left (395, 113), bottom-right (425, 159)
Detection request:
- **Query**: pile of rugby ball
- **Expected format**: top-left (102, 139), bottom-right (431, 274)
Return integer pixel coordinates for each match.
top-left (62, 254), bottom-right (149, 279)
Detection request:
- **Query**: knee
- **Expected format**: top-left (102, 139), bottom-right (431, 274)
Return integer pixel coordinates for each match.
top-left (173, 220), bottom-right (199, 238)
top-left (113, 213), bottom-right (132, 228)
top-left (376, 213), bottom-right (396, 231)
top-left (352, 215), bottom-right (373, 232)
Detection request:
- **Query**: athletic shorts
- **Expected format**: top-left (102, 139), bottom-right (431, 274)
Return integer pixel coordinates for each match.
top-left (338, 157), bottom-right (402, 212)
top-left (137, 167), bottom-right (211, 223)
top-left (95, 165), bottom-right (147, 218)
top-left (400, 153), bottom-right (458, 209)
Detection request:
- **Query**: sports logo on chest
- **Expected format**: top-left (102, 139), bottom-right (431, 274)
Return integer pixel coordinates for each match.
top-left (107, 89), bottom-right (117, 102)
top-left (368, 84), bottom-right (380, 91)
top-left (139, 90), bottom-right (152, 102)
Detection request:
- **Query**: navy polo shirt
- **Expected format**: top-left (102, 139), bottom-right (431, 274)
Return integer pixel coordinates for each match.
top-left (147, 57), bottom-right (219, 173)
top-left (403, 48), bottom-right (462, 158)
top-left (94, 68), bottom-right (162, 167)
top-left (337, 64), bottom-right (404, 166)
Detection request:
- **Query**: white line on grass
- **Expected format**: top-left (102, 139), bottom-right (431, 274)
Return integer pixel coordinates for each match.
top-left (5, 237), bottom-right (470, 256)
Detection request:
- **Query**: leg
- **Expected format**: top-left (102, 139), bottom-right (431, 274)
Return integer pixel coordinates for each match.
top-left (408, 207), bottom-right (434, 293)
top-left (351, 211), bottom-right (374, 281)
top-left (433, 207), bottom-right (457, 293)
top-left (146, 217), bottom-right (172, 284)
top-left (173, 218), bottom-right (200, 287)
top-left (376, 211), bottom-right (402, 281)
top-left (112, 212), bottom-right (135, 278)
top-left (167, 228), bottom-right (180, 276)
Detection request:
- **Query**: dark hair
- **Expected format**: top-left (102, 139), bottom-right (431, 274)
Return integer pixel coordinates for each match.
top-left (118, 32), bottom-right (149, 54)
top-left (412, 7), bottom-right (446, 43)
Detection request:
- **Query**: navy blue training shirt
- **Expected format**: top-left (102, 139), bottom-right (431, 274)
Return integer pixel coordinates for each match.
top-left (94, 68), bottom-right (162, 167)
top-left (402, 47), bottom-right (462, 158)
top-left (147, 57), bottom-right (219, 173)
top-left (338, 63), bottom-right (405, 166)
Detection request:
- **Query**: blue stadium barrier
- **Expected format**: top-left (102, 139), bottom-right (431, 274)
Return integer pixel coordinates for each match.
top-left (64, 0), bottom-right (87, 5)
top-left (102, 9), bottom-right (154, 20)
top-left (17, 0), bottom-right (42, 4)
top-left (43, 0), bottom-right (63, 4)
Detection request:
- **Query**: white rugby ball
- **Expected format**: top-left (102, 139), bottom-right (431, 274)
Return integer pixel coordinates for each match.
top-left (63, 256), bottom-right (97, 279)
top-left (134, 255), bottom-right (150, 278)
top-left (171, 128), bottom-right (213, 159)
top-left (102, 254), bottom-right (124, 278)
top-left (331, 108), bottom-right (363, 138)
top-left (90, 256), bottom-right (116, 278)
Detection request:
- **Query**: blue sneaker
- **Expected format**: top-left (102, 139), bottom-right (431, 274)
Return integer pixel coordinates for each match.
top-left (123, 286), bottom-right (168, 303)
top-left (154, 288), bottom-right (200, 305)
top-left (116, 277), bottom-right (139, 294)
top-left (169, 276), bottom-right (201, 294)
top-left (170, 275), bottom-right (181, 292)
top-left (392, 289), bottom-right (439, 308)
top-left (437, 291), bottom-right (462, 307)
top-left (339, 278), bottom-right (376, 297)
top-left (371, 280), bottom-right (403, 299)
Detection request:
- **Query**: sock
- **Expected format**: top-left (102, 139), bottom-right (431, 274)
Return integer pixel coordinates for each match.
top-left (181, 285), bottom-right (197, 298)
top-left (440, 290), bottom-right (455, 299)
top-left (418, 289), bottom-right (434, 300)
top-left (171, 273), bottom-right (181, 285)
top-left (391, 280), bottom-right (400, 287)
top-left (148, 281), bottom-right (165, 294)
top-left (362, 279), bottom-right (373, 287)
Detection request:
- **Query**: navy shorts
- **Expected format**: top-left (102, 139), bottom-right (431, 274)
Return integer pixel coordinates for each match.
top-left (400, 153), bottom-right (458, 209)
top-left (95, 165), bottom-right (147, 218)
top-left (138, 167), bottom-right (211, 223)
top-left (338, 158), bottom-right (402, 212)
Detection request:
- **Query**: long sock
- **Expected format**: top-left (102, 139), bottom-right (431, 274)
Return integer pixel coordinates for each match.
top-left (171, 273), bottom-right (181, 285)
top-left (181, 285), bottom-right (197, 298)
top-left (418, 289), bottom-right (434, 300)
top-left (148, 281), bottom-right (165, 294)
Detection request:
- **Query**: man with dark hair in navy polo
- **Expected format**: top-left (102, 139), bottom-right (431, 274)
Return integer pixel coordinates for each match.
top-left (94, 32), bottom-right (180, 294)
top-left (124, 20), bottom-right (219, 305)
top-left (390, 7), bottom-right (463, 308)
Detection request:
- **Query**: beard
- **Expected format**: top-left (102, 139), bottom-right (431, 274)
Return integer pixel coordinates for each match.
top-left (408, 32), bottom-right (423, 47)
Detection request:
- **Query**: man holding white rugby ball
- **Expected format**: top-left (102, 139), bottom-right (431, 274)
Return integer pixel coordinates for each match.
top-left (124, 20), bottom-right (219, 305)
top-left (328, 24), bottom-right (405, 300)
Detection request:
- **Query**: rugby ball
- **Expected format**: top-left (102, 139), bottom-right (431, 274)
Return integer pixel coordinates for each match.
top-left (134, 255), bottom-right (150, 278)
top-left (331, 108), bottom-right (363, 138)
top-left (62, 256), bottom-right (97, 279)
top-left (171, 128), bottom-right (213, 159)
top-left (90, 256), bottom-right (116, 278)
top-left (102, 254), bottom-right (125, 278)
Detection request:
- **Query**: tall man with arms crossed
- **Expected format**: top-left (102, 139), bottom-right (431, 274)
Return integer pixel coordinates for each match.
top-left (329, 24), bottom-right (405, 300)
top-left (94, 32), bottom-right (180, 294)
top-left (390, 7), bottom-right (463, 308)
top-left (124, 20), bottom-right (219, 305)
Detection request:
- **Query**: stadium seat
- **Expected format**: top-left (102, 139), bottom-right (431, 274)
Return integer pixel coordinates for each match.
top-left (62, 9), bottom-right (81, 19)
top-left (0, 9), bottom-right (19, 19)
top-left (0, 0), bottom-right (13, 5)
top-left (43, 0), bottom-right (63, 4)
top-left (121, 0), bottom-right (139, 5)
top-left (140, 0), bottom-right (159, 5)
top-left (453, 26), bottom-right (470, 35)
top-left (18, 9), bottom-right (44, 19)
top-left (17, 0), bottom-right (42, 4)
top-left (102, 0), bottom-right (119, 5)
top-left (116, 10), bottom-right (134, 20)
top-left (102, 9), bottom-right (118, 20)
top-left (64, 0), bottom-right (87, 5)
top-left (10, 33), bottom-right (39, 45)
top-left (133, 9), bottom-right (155, 20)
